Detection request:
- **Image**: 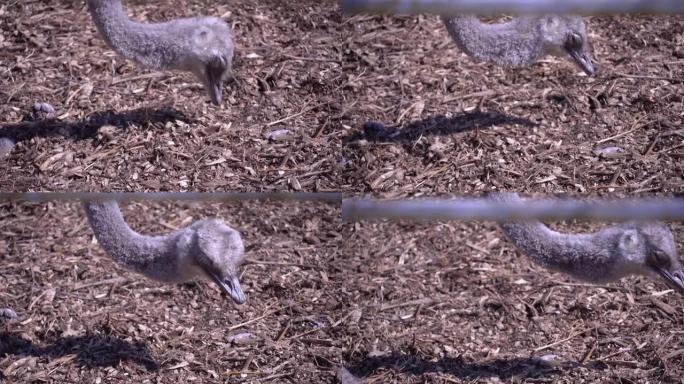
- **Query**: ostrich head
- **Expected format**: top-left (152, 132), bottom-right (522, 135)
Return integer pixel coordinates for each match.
top-left (188, 19), bottom-right (235, 105)
top-left (617, 222), bottom-right (684, 293)
top-left (191, 219), bottom-right (246, 304)
top-left (539, 15), bottom-right (595, 76)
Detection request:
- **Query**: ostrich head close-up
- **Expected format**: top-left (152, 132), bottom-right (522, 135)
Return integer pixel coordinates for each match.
top-left (539, 15), bottom-right (595, 75)
top-left (616, 221), bottom-right (684, 293)
top-left (189, 219), bottom-right (247, 304)
top-left (183, 18), bottom-right (235, 105)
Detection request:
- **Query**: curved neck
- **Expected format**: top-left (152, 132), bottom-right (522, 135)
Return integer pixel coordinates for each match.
top-left (441, 15), bottom-right (544, 67)
top-left (87, 0), bottom-right (183, 70)
top-left (83, 201), bottom-right (183, 282)
top-left (498, 221), bottom-right (620, 283)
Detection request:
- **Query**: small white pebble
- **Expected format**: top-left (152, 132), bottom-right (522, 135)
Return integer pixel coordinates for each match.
top-left (0, 308), bottom-right (18, 323)
top-left (0, 138), bottom-right (16, 158)
top-left (265, 129), bottom-right (293, 141)
top-left (33, 102), bottom-right (56, 114)
top-left (594, 146), bottom-right (624, 158)
top-left (337, 367), bottom-right (363, 384)
top-left (227, 332), bottom-right (256, 345)
top-left (535, 354), bottom-right (561, 367)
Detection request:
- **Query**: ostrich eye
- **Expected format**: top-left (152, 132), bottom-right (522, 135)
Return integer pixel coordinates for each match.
top-left (217, 55), bottom-right (226, 67)
top-left (566, 33), bottom-right (582, 49)
top-left (652, 251), bottom-right (671, 269)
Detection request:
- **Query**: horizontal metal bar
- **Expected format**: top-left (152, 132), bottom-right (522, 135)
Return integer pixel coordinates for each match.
top-left (342, 197), bottom-right (684, 222)
top-left (341, 0), bottom-right (684, 15)
top-left (0, 192), bottom-right (342, 203)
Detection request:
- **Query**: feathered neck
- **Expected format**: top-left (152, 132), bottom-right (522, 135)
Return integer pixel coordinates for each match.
top-left (86, 0), bottom-right (185, 70)
top-left (441, 15), bottom-right (544, 68)
top-left (83, 201), bottom-right (186, 282)
top-left (499, 220), bottom-right (624, 283)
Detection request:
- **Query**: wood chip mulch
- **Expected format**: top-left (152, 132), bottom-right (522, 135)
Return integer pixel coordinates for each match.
top-left (2, 202), bottom-right (683, 383)
top-left (0, 0), bottom-right (342, 192)
top-left (1, 1), bottom-right (683, 383)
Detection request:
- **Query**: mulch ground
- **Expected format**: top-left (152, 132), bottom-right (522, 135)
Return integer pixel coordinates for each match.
top-left (2, 202), bottom-right (683, 383)
top-left (1, 200), bottom-right (343, 383)
top-left (339, 14), bottom-right (684, 197)
top-left (6, 4), bottom-right (680, 195)
top-left (0, 0), bottom-right (342, 192)
top-left (1, 1), bottom-right (684, 383)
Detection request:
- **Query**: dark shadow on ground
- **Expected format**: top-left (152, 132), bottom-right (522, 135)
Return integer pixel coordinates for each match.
top-left (346, 352), bottom-right (605, 381)
top-left (343, 111), bottom-right (537, 143)
top-left (0, 107), bottom-right (190, 144)
top-left (0, 331), bottom-right (158, 371)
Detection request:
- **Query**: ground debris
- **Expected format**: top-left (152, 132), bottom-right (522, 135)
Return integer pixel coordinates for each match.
top-left (337, 367), bottom-right (363, 384)
top-left (0, 308), bottom-right (18, 323)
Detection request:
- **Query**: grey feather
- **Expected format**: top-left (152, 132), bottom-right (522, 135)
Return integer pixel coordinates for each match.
top-left (442, 15), bottom-right (595, 74)
top-left (493, 193), bottom-right (684, 291)
top-left (83, 200), bottom-right (248, 303)
top-left (87, 0), bottom-right (235, 105)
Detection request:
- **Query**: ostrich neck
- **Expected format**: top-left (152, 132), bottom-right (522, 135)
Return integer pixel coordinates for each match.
top-left (84, 201), bottom-right (187, 282)
top-left (499, 221), bottom-right (619, 283)
top-left (441, 15), bottom-right (543, 67)
top-left (87, 0), bottom-right (186, 70)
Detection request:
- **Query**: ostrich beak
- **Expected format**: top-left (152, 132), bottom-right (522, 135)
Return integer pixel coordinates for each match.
top-left (567, 50), bottom-right (595, 76)
top-left (655, 268), bottom-right (684, 294)
top-left (206, 72), bottom-right (223, 106)
top-left (208, 80), bottom-right (222, 106)
top-left (206, 270), bottom-right (246, 304)
top-left (205, 55), bottom-right (228, 106)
